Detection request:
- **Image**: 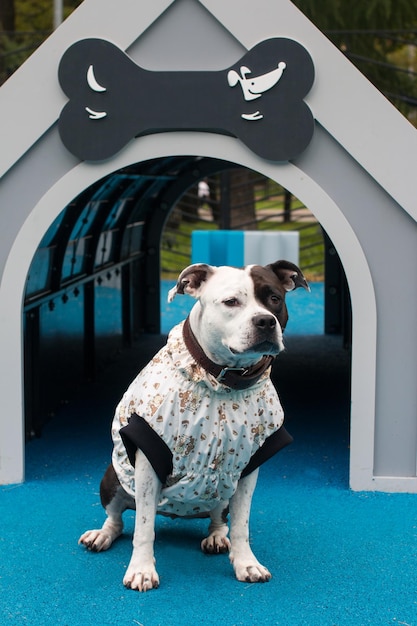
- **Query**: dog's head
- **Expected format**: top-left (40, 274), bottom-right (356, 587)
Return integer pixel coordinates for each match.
top-left (169, 261), bottom-right (309, 368)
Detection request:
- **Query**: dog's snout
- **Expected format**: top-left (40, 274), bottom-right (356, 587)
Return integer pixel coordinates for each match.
top-left (253, 313), bottom-right (277, 330)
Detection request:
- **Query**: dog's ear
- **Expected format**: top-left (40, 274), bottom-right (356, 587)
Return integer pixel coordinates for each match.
top-left (168, 263), bottom-right (216, 301)
top-left (267, 260), bottom-right (310, 292)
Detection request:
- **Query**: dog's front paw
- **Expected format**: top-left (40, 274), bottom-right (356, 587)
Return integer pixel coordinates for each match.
top-left (201, 534), bottom-right (231, 554)
top-left (79, 529), bottom-right (117, 552)
top-left (232, 559), bottom-right (272, 583)
top-left (123, 563), bottom-right (160, 592)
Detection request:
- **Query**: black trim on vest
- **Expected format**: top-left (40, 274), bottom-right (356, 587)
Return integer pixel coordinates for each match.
top-left (120, 413), bottom-right (173, 484)
top-left (241, 425), bottom-right (293, 478)
top-left (119, 414), bottom-right (292, 486)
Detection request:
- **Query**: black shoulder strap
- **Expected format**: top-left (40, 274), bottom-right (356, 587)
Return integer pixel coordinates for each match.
top-left (120, 413), bottom-right (173, 484)
top-left (241, 426), bottom-right (293, 478)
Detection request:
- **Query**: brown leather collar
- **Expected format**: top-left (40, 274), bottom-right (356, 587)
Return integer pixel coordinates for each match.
top-left (182, 316), bottom-right (274, 390)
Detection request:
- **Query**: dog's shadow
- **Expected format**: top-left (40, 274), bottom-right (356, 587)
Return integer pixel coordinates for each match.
top-left (154, 519), bottom-right (233, 584)
top-left (114, 514), bottom-right (209, 553)
top-left (156, 517), bottom-right (209, 552)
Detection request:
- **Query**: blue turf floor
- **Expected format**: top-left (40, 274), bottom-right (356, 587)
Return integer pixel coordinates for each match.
top-left (1, 286), bottom-right (417, 625)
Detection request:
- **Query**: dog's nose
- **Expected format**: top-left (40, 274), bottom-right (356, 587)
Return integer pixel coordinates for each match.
top-left (253, 314), bottom-right (277, 329)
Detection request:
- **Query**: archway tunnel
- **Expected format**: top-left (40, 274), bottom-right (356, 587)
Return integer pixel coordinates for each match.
top-left (23, 155), bottom-right (352, 485)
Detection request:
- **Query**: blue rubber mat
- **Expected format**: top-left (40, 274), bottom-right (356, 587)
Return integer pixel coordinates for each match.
top-left (1, 292), bottom-right (416, 625)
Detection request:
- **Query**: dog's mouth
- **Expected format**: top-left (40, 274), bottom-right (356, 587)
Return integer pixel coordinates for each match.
top-left (229, 340), bottom-right (281, 356)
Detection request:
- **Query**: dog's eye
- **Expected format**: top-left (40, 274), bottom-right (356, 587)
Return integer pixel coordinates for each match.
top-left (270, 294), bottom-right (283, 308)
top-left (223, 298), bottom-right (240, 307)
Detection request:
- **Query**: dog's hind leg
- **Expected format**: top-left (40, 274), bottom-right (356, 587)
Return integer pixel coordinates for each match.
top-left (201, 501), bottom-right (231, 554)
top-left (79, 464), bottom-right (134, 552)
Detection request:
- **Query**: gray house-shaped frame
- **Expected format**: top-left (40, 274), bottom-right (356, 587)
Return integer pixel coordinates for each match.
top-left (0, 0), bottom-right (416, 491)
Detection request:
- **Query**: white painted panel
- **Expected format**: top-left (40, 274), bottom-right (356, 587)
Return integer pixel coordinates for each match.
top-left (244, 231), bottom-right (299, 266)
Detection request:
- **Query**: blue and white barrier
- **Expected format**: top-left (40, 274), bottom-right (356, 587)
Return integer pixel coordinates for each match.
top-left (191, 230), bottom-right (299, 267)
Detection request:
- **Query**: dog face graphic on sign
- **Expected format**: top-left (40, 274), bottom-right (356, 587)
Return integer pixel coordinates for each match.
top-left (227, 59), bottom-right (287, 119)
top-left (58, 38), bottom-right (315, 162)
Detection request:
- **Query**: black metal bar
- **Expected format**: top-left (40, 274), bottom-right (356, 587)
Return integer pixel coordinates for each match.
top-left (283, 190), bottom-right (292, 223)
top-left (220, 171), bottom-right (231, 230)
top-left (121, 264), bottom-right (132, 346)
top-left (83, 280), bottom-right (95, 381)
top-left (23, 307), bottom-right (40, 438)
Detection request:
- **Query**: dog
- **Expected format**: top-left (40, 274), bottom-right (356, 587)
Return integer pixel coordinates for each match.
top-left (79, 260), bottom-right (309, 591)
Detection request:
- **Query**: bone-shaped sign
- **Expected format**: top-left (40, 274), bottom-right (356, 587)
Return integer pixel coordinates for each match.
top-left (58, 38), bottom-right (315, 162)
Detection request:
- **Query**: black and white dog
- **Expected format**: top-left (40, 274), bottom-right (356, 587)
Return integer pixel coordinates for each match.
top-left (79, 261), bottom-right (309, 591)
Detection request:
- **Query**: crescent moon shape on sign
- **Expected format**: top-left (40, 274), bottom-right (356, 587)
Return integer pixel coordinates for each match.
top-left (87, 65), bottom-right (107, 92)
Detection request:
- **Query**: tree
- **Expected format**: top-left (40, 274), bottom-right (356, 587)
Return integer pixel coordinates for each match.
top-left (293, 0), bottom-right (417, 123)
top-left (0, 1), bottom-right (15, 31)
top-left (227, 170), bottom-right (256, 230)
top-left (0, 0), bottom-right (82, 84)
top-left (0, 0), bottom-right (15, 80)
